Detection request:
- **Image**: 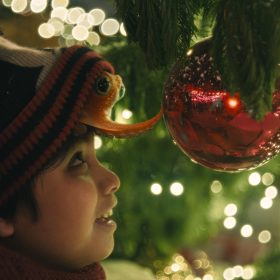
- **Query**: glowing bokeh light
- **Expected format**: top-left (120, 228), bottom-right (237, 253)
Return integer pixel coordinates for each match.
top-left (51, 0), bottom-right (69, 8)
top-left (100, 18), bottom-right (120, 36)
top-left (260, 197), bottom-right (273, 209)
top-left (86, 31), bottom-right (100, 46)
top-left (262, 172), bottom-right (275, 186)
top-left (223, 217), bottom-right (236, 229)
top-left (248, 172), bottom-right (261, 186)
top-left (51, 6), bottom-right (68, 21)
top-left (89, 8), bottom-right (105, 25)
top-left (30, 0), bottom-right (47, 13)
top-left (223, 267), bottom-right (234, 280)
top-left (240, 224), bottom-right (253, 238)
top-left (11, 0), bottom-right (28, 13)
top-left (38, 22), bottom-right (55, 38)
top-left (150, 183), bottom-right (163, 195)
top-left (77, 13), bottom-right (95, 28)
top-left (94, 136), bottom-right (103, 150)
top-left (203, 275), bottom-right (213, 280)
top-left (67, 7), bottom-right (85, 24)
top-left (210, 180), bottom-right (223, 193)
top-left (48, 18), bottom-right (64, 36)
top-left (72, 25), bottom-right (89, 41)
top-left (122, 109), bottom-right (133, 120)
top-left (242, 266), bottom-right (256, 279)
top-left (258, 230), bottom-right (271, 244)
top-left (232, 265), bottom-right (243, 278)
top-left (265, 185), bottom-right (278, 199)
top-left (2, 0), bottom-right (13, 7)
top-left (224, 203), bottom-right (238, 216)
top-left (120, 22), bottom-right (127, 36)
top-left (170, 182), bottom-right (184, 196)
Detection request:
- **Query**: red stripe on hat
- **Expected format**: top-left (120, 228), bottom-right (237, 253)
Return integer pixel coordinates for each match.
top-left (0, 46), bottom-right (77, 148)
top-left (0, 49), bottom-right (98, 174)
top-left (0, 79), bottom-right (90, 206)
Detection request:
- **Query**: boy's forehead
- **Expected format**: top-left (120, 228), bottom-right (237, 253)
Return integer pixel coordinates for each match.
top-left (68, 123), bottom-right (95, 150)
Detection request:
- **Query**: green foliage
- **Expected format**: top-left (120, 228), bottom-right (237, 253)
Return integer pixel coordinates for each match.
top-left (212, 0), bottom-right (280, 119)
top-left (95, 39), bottom-right (221, 266)
top-left (94, 39), bottom-right (280, 270)
top-left (114, 0), bottom-right (280, 119)
top-left (114, 0), bottom-right (203, 69)
top-left (253, 246), bottom-right (280, 280)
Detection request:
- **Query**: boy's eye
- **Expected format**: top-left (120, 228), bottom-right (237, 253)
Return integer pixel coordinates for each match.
top-left (69, 152), bottom-right (88, 169)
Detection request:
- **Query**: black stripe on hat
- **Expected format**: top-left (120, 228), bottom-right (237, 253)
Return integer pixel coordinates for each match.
top-left (0, 56), bottom-right (103, 202)
top-left (0, 60), bottom-right (43, 130)
top-left (0, 47), bottom-right (92, 162)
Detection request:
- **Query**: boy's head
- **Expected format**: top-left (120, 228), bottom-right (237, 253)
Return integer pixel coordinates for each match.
top-left (0, 37), bottom-right (162, 268)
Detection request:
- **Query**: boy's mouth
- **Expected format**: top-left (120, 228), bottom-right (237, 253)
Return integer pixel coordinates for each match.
top-left (96, 209), bottom-right (113, 223)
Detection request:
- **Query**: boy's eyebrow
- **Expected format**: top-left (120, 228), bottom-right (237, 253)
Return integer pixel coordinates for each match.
top-left (68, 132), bottom-right (95, 153)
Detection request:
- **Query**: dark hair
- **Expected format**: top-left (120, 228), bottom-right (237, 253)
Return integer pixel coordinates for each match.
top-left (0, 125), bottom-right (94, 223)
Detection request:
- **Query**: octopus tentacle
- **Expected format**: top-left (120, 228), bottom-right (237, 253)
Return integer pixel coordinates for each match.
top-left (94, 107), bottom-right (163, 137)
top-left (79, 71), bottom-right (162, 137)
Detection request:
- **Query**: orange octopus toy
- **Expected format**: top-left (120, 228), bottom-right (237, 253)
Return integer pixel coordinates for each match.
top-left (80, 71), bottom-right (163, 137)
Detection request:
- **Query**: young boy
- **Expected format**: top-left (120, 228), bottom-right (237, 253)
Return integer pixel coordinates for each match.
top-left (0, 36), bottom-right (162, 279)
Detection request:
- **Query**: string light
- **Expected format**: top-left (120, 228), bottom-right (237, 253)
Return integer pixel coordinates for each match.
top-left (11, 0), bottom-right (29, 13)
top-left (224, 203), bottom-right (238, 216)
top-left (77, 13), bottom-right (95, 28)
top-left (240, 224), bottom-right (253, 238)
top-left (258, 230), bottom-right (271, 244)
top-left (223, 217), bottom-right (237, 229)
top-left (122, 109), bottom-right (133, 120)
top-left (223, 265), bottom-right (255, 280)
top-left (94, 136), bottom-right (103, 150)
top-left (100, 18), bottom-right (120, 36)
top-left (48, 18), bottom-right (64, 36)
top-left (260, 197), bottom-right (273, 209)
top-left (72, 25), bottom-right (89, 41)
top-left (156, 253), bottom-right (215, 280)
top-left (51, 0), bottom-right (69, 8)
top-left (232, 265), bottom-right (243, 278)
top-left (261, 172), bottom-right (275, 186)
top-left (248, 172), bottom-right (261, 186)
top-left (210, 180), bottom-right (223, 193)
top-left (38, 23), bottom-right (55, 38)
top-left (86, 31), bottom-right (100, 46)
top-left (89, 8), bottom-right (105, 25)
top-left (30, 0), bottom-right (47, 13)
top-left (242, 266), bottom-right (255, 280)
top-left (51, 6), bottom-right (68, 21)
top-left (2, 1), bottom-right (126, 46)
top-left (2, 0), bottom-right (13, 7)
top-left (67, 7), bottom-right (85, 24)
top-left (150, 183), bottom-right (163, 195)
top-left (170, 182), bottom-right (184, 196)
top-left (119, 22), bottom-right (127, 36)
top-left (264, 185), bottom-right (278, 199)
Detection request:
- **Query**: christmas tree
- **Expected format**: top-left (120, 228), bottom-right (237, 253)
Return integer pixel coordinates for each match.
top-left (0, 1), bottom-right (280, 279)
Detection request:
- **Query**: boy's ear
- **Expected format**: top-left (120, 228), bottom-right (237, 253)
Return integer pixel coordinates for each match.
top-left (0, 218), bottom-right (14, 237)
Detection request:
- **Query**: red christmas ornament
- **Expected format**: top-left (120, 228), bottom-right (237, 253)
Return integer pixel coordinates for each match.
top-left (163, 39), bottom-right (280, 171)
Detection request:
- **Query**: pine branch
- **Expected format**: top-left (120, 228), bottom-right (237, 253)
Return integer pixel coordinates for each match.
top-left (211, 0), bottom-right (280, 119)
top-left (115, 0), bottom-right (205, 69)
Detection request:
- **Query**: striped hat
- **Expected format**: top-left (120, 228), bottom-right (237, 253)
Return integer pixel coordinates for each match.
top-left (0, 37), bottom-right (115, 206)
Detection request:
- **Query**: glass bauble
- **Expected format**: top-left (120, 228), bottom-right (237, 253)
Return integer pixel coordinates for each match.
top-left (163, 39), bottom-right (280, 171)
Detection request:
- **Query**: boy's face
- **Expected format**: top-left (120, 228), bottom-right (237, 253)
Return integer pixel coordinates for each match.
top-left (9, 126), bottom-right (120, 269)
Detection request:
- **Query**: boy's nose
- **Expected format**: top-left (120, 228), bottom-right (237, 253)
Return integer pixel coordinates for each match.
top-left (99, 167), bottom-right (120, 195)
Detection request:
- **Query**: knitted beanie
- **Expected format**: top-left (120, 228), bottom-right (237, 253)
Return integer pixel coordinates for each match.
top-left (0, 36), bottom-right (114, 206)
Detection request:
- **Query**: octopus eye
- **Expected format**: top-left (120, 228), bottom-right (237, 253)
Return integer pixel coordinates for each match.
top-left (95, 76), bottom-right (111, 95)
